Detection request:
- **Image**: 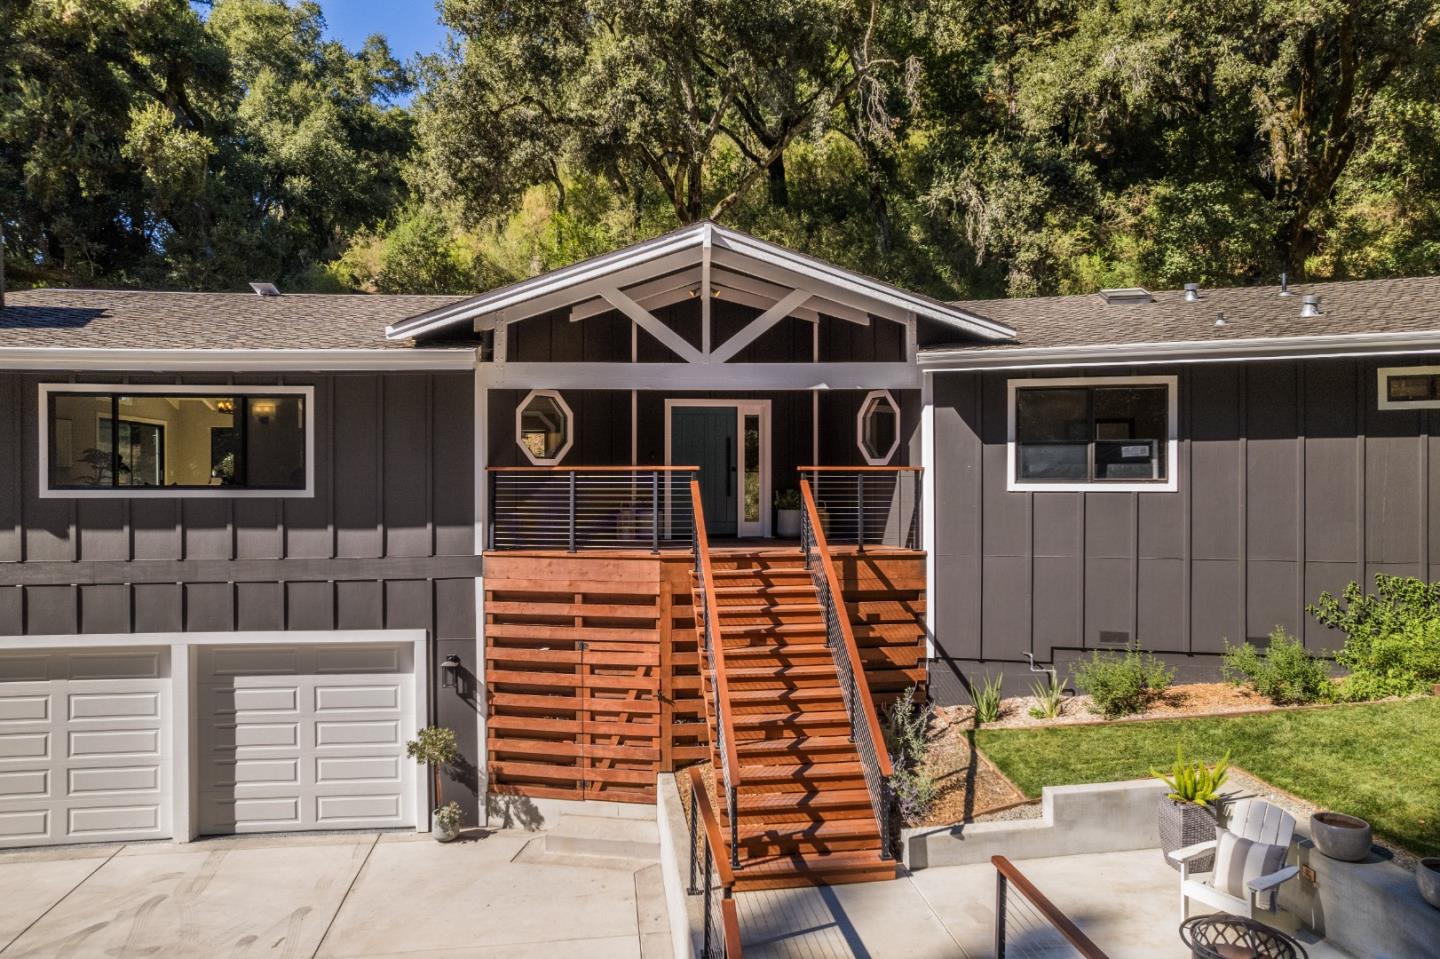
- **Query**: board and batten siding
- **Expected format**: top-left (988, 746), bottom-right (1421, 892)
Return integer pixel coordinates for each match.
top-left (0, 370), bottom-right (484, 816)
top-left (929, 356), bottom-right (1440, 702)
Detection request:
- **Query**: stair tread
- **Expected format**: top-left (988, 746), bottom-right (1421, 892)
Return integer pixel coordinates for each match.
top-left (729, 663), bottom-right (837, 678)
top-left (712, 584), bottom-right (815, 595)
top-left (717, 603), bottom-right (823, 615)
top-left (733, 709), bottom-right (850, 726)
top-left (737, 735), bottom-right (856, 753)
top-left (740, 817), bottom-right (879, 840)
top-left (740, 849), bottom-right (891, 874)
top-left (725, 643), bottom-right (831, 657)
top-left (728, 687), bottom-right (843, 702)
top-left (739, 789), bottom-right (873, 810)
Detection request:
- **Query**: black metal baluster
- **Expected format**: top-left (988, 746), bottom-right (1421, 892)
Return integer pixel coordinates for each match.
top-left (688, 785), bottom-right (701, 895)
top-left (857, 471), bottom-right (866, 550)
top-left (995, 871), bottom-right (1008, 959)
top-left (567, 470), bottom-right (577, 552)
top-left (651, 470), bottom-right (660, 553)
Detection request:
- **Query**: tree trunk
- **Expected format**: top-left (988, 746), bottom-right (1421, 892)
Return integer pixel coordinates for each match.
top-left (767, 152), bottom-right (789, 208)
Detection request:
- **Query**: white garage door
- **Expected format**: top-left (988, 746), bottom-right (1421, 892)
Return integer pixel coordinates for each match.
top-left (0, 648), bottom-right (171, 848)
top-left (197, 643), bottom-right (416, 835)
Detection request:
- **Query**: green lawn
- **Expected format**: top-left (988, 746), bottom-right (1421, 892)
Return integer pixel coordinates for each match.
top-left (973, 697), bottom-right (1440, 856)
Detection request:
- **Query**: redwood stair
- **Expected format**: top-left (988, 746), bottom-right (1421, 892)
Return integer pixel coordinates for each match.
top-left (692, 548), bottom-right (896, 891)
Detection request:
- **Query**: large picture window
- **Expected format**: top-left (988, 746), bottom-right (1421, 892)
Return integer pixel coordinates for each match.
top-left (42, 385), bottom-right (312, 497)
top-left (1007, 376), bottom-right (1177, 492)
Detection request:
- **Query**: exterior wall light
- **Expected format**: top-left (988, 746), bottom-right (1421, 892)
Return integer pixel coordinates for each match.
top-left (440, 654), bottom-right (462, 689)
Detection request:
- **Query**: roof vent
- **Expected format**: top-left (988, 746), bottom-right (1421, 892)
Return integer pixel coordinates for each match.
top-left (1215, 313), bottom-right (1227, 327)
top-left (249, 281), bottom-right (281, 297)
top-left (1278, 272), bottom-right (1295, 297)
top-left (1098, 287), bottom-right (1152, 306)
top-left (1184, 282), bottom-right (1200, 302)
top-left (1301, 293), bottom-right (1322, 318)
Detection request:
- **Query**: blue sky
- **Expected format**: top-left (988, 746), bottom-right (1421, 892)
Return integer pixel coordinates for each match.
top-left (316, 0), bottom-right (449, 62)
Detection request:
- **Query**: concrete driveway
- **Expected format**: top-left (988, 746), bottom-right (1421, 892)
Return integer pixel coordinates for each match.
top-left (0, 829), bottom-right (670, 959)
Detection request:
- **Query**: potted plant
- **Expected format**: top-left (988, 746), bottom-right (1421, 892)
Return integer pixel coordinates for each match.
top-left (1151, 747), bottom-right (1229, 872)
top-left (774, 489), bottom-right (801, 538)
top-left (1310, 811), bottom-right (1373, 862)
top-left (406, 725), bottom-right (461, 842)
top-left (1419, 858), bottom-right (1440, 910)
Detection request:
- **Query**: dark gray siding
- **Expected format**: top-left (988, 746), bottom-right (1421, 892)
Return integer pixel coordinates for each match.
top-left (0, 370), bottom-right (483, 820)
top-left (930, 356), bottom-right (1440, 702)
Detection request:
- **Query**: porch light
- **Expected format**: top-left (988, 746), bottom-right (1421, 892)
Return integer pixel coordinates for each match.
top-left (440, 654), bottom-right (461, 689)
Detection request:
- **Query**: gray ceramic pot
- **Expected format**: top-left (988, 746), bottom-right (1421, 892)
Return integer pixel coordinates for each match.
top-left (432, 810), bottom-right (461, 843)
top-left (1310, 811), bottom-right (1372, 862)
top-left (1419, 859), bottom-right (1440, 910)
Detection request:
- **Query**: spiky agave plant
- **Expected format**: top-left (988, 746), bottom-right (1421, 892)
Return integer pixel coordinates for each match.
top-left (1151, 747), bottom-right (1230, 807)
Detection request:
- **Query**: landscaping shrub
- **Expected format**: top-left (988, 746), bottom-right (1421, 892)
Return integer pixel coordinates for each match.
top-left (972, 673), bottom-right (1004, 724)
top-left (1028, 672), bottom-right (1066, 719)
top-left (884, 685), bottom-right (937, 823)
top-left (1074, 644), bottom-right (1174, 718)
top-left (1221, 628), bottom-right (1332, 704)
top-left (1310, 575), bottom-right (1440, 699)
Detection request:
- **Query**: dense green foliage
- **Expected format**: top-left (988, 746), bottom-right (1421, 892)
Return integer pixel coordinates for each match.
top-left (1312, 575), bottom-right (1440, 699)
top-left (975, 698), bottom-right (1440, 855)
top-left (4, 1), bottom-right (1440, 297)
top-left (1073, 644), bottom-right (1175, 717)
top-left (1222, 629), bottom-right (1334, 705)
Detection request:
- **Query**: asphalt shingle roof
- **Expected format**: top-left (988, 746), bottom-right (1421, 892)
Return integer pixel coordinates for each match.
top-left (0, 288), bottom-right (470, 351)
top-left (947, 275), bottom-right (1440, 351)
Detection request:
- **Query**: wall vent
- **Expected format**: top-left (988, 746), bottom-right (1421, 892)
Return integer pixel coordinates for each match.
top-left (1096, 630), bottom-right (1131, 648)
top-left (1098, 288), bottom-right (1152, 306)
top-left (249, 281), bottom-right (281, 297)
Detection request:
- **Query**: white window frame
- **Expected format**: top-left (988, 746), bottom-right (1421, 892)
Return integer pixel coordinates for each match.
top-left (1006, 375), bottom-right (1178, 493)
top-left (1377, 366), bottom-right (1440, 410)
top-left (515, 388), bottom-right (574, 465)
top-left (39, 383), bottom-right (315, 499)
top-left (856, 389), bottom-right (901, 465)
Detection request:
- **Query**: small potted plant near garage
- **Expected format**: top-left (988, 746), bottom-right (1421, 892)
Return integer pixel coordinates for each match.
top-left (1310, 811), bottom-right (1373, 862)
top-left (774, 489), bottom-right (802, 538)
top-left (407, 725), bottom-right (462, 842)
top-left (1151, 747), bottom-right (1229, 872)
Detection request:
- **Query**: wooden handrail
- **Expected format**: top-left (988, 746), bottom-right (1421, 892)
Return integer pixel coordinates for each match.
top-left (798, 479), bottom-right (893, 778)
top-left (687, 766), bottom-right (735, 887)
top-left (487, 464), bottom-right (700, 472)
top-left (797, 465), bottom-right (923, 472)
top-left (991, 856), bottom-right (1110, 959)
top-left (690, 478), bottom-right (745, 793)
top-left (721, 899), bottom-right (744, 958)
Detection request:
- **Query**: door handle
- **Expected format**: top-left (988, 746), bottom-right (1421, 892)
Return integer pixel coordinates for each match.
top-left (726, 445), bottom-right (733, 496)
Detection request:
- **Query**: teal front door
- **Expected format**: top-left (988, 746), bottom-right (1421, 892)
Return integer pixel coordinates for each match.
top-left (671, 406), bottom-right (738, 536)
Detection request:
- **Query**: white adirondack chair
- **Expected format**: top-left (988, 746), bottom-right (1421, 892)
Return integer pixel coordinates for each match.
top-left (1169, 798), bottom-right (1301, 923)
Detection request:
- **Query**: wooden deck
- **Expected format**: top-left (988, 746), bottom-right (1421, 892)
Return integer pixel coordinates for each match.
top-left (482, 544), bottom-right (925, 805)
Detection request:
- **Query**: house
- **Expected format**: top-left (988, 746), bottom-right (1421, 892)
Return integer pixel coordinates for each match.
top-left (3, 223), bottom-right (1438, 887)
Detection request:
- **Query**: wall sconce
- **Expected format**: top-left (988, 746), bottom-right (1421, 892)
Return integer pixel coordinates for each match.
top-left (440, 654), bottom-right (462, 689)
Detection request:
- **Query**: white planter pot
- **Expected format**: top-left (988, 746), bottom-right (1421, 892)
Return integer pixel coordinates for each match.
top-left (432, 810), bottom-right (461, 842)
top-left (776, 508), bottom-right (800, 538)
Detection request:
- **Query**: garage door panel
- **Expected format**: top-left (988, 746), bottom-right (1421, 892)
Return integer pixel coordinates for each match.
top-left (0, 694), bottom-right (50, 723)
top-left (198, 643), bottom-right (414, 836)
top-left (0, 647), bottom-right (170, 848)
top-left (68, 690), bottom-right (161, 721)
top-left (65, 651), bottom-right (164, 680)
top-left (0, 731), bottom-right (50, 760)
top-left (207, 647), bottom-right (302, 676)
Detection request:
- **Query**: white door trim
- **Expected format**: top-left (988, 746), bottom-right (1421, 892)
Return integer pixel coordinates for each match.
top-left (663, 398), bottom-right (772, 538)
top-left (2, 629), bottom-right (428, 843)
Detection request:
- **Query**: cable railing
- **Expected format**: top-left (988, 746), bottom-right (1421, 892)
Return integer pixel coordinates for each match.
top-left (690, 477), bottom-right (743, 872)
top-left (799, 478), bottom-right (897, 859)
top-left (685, 767), bottom-right (744, 959)
top-left (487, 466), bottom-right (697, 551)
top-left (992, 855), bottom-right (1110, 959)
top-left (799, 466), bottom-right (923, 550)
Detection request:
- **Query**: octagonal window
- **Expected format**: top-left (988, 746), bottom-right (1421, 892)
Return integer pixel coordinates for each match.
top-left (857, 390), bottom-right (899, 465)
top-left (516, 389), bottom-right (573, 465)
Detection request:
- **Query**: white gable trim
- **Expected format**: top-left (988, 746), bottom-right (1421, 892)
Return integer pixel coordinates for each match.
top-left (0, 347), bottom-right (476, 372)
top-left (385, 222), bottom-right (1014, 343)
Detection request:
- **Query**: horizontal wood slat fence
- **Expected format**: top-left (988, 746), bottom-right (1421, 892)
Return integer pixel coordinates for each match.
top-left (484, 547), bottom-right (924, 804)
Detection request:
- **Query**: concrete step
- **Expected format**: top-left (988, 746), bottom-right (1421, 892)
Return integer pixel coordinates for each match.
top-left (542, 813), bottom-right (660, 862)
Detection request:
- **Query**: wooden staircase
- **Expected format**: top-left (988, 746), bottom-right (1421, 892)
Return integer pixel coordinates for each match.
top-left (688, 477), bottom-right (897, 891)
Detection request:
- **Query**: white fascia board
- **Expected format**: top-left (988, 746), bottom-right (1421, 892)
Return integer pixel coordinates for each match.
top-left (917, 329), bottom-right (1440, 371)
top-left (479, 360), bottom-right (921, 390)
top-left (0, 347), bottom-right (476, 372)
top-left (386, 225), bottom-right (708, 340)
top-left (710, 228), bottom-right (1015, 340)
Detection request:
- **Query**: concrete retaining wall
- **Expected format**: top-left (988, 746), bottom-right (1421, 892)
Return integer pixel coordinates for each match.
top-left (902, 779), bottom-right (1168, 869)
top-left (1280, 839), bottom-right (1440, 959)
